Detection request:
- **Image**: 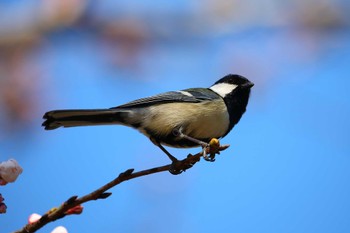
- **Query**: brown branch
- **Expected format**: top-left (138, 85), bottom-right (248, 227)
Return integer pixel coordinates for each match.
top-left (12, 140), bottom-right (229, 233)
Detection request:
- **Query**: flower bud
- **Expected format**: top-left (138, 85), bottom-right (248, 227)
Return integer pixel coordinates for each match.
top-left (0, 159), bottom-right (23, 184)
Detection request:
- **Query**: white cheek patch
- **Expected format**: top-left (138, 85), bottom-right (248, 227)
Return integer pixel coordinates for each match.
top-left (178, 91), bottom-right (193, 97)
top-left (210, 83), bottom-right (238, 97)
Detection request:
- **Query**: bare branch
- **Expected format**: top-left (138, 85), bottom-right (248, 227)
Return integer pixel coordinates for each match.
top-left (13, 139), bottom-right (229, 233)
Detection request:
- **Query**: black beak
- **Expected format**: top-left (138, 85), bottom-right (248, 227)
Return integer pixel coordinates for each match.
top-left (242, 82), bottom-right (254, 89)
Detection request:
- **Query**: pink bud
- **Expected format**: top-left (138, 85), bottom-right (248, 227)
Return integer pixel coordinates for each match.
top-left (28, 213), bottom-right (42, 223)
top-left (0, 203), bottom-right (7, 214)
top-left (0, 159), bottom-right (23, 183)
top-left (65, 205), bottom-right (83, 215)
top-left (51, 226), bottom-right (68, 233)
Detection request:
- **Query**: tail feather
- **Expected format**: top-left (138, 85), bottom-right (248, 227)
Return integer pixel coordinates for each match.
top-left (42, 109), bottom-right (126, 130)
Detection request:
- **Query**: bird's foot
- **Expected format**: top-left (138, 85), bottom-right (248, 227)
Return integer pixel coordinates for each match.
top-left (202, 138), bottom-right (229, 162)
top-left (168, 154), bottom-right (201, 175)
top-left (172, 129), bottom-right (230, 162)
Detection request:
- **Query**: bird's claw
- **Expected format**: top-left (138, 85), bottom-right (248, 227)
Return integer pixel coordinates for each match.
top-left (203, 149), bottom-right (216, 162)
top-left (168, 133), bottom-right (230, 174)
top-left (202, 138), bottom-right (229, 162)
top-left (168, 154), bottom-right (200, 175)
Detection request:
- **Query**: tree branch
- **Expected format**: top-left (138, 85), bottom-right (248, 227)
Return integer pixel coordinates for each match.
top-left (13, 139), bottom-right (229, 233)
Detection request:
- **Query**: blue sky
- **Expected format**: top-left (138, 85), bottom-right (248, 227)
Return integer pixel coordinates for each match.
top-left (1, 1), bottom-right (350, 233)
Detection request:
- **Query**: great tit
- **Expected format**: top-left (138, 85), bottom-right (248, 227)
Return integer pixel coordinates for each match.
top-left (43, 74), bottom-right (253, 162)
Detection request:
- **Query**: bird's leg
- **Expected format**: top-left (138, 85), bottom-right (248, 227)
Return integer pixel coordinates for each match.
top-left (150, 138), bottom-right (197, 175)
top-left (150, 137), bottom-right (178, 162)
top-left (172, 128), bottom-right (208, 148)
top-left (172, 128), bottom-right (219, 162)
top-left (150, 138), bottom-right (183, 174)
top-left (156, 143), bottom-right (178, 163)
top-left (157, 143), bottom-right (197, 175)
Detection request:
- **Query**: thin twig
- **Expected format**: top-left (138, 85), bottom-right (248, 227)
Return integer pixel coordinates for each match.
top-left (12, 153), bottom-right (202, 233)
top-left (13, 139), bottom-right (229, 233)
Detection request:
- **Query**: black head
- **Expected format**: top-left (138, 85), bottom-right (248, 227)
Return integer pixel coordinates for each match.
top-left (210, 74), bottom-right (253, 99)
top-left (214, 74), bottom-right (254, 89)
top-left (210, 74), bottom-right (253, 136)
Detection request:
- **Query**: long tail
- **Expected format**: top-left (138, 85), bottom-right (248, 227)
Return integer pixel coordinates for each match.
top-left (42, 109), bottom-right (129, 130)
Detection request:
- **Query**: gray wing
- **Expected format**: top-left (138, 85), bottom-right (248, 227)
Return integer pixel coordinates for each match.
top-left (112, 88), bottom-right (221, 109)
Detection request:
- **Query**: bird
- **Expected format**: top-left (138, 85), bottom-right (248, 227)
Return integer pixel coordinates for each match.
top-left (42, 74), bottom-right (253, 168)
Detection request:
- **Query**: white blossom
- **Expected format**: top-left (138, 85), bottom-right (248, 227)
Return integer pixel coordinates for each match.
top-left (0, 159), bottom-right (23, 184)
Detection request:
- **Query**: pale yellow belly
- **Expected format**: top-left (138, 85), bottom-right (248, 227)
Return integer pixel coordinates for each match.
top-left (143, 99), bottom-right (229, 139)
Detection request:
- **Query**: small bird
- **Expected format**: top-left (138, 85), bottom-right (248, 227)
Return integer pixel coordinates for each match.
top-left (43, 74), bottom-right (253, 167)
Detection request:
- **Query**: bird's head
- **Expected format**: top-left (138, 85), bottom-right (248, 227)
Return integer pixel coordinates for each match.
top-left (209, 74), bottom-right (253, 132)
top-left (210, 74), bottom-right (254, 99)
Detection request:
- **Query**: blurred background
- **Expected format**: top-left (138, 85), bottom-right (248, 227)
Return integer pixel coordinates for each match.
top-left (1, 0), bottom-right (350, 232)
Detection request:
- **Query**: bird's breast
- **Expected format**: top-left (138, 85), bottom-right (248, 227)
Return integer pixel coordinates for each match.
top-left (139, 99), bottom-right (230, 147)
